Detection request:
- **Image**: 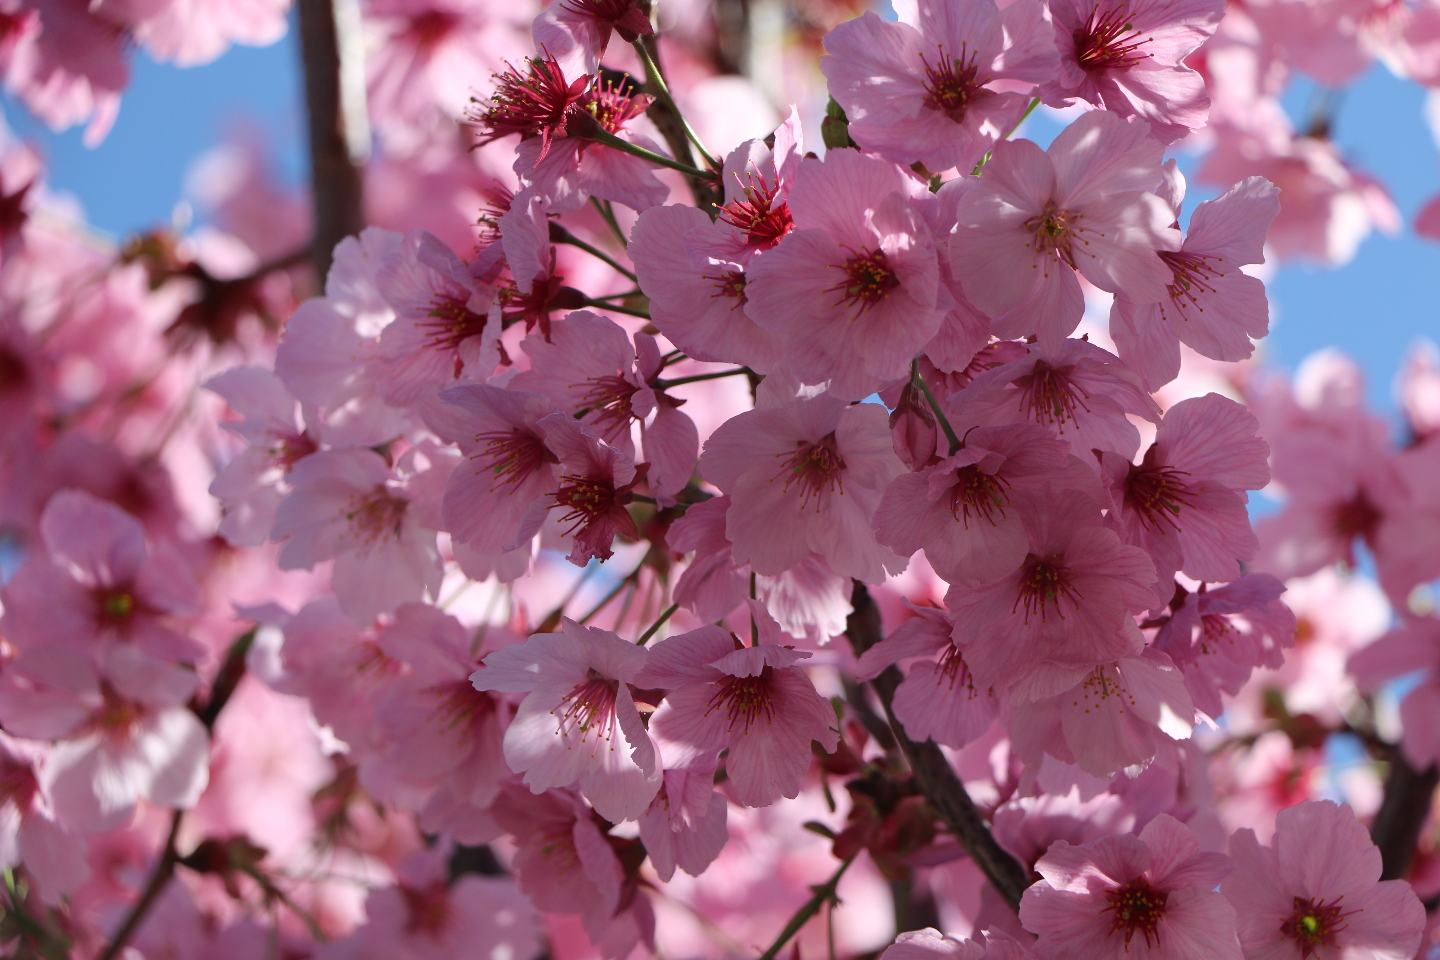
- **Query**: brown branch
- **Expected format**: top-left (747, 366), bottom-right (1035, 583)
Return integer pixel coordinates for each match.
top-left (844, 582), bottom-right (1032, 912)
top-left (297, 0), bottom-right (367, 278)
top-left (1370, 746), bottom-right (1438, 881)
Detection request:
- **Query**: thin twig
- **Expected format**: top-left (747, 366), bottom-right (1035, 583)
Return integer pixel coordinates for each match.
top-left (756, 855), bottom-right (856, 960)
top-left (96, 811), bottom-right (183, 960)
top-left (912, 361), bottom-right (962, 455)
top-left (550, 223), bottom-right (637, 281)
top-left (637, 602), bottom-right (679, 646)
top-left (582, 298), bottom-right (651, 319)
top-left (572, 120), bottom-right (718, 180)
top-left (655, 367), bottom-right (751, 388)
top-left (631, 39), bottom-right (719, 170)
top-left (591, 197), bottom-right (629, 248)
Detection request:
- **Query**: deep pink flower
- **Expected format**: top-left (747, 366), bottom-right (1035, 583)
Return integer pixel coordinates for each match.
top-left (1152, 575), bottom-right (1296, 720)
top-left (1099, 392), bottom-right (1269, 604)
top-left (373, 229), bottom-right (501, 406)
top-left (821, 0), bottom-right (1058, 173)
top-left (874, 421), bottom-right (1103, 587)
top-left (1110, 172), bottom-right (1281, 391)
top-left (270, 448), bottom-right (445, 623)
top-left (1221, 801), bottom-right (1426, 960)
top-left (699, 383), bottom-right (907, 583)
top-left (472, 619), bottom-right (660, 822)
top-left (854, 605), bottom-right (1001, 749)
top-left (744, 150), bottom-right (946, 398)
top-left (537, 412), bottom-right (643, 566)
top-left (945, 500), bottom-right (1157, 701)
top-left (1, 490), bottom-right (203, 664)
top-left (1042, 0), bottom-right (1224, 143)
top-left (1019, 813), bottom-right (1240, 959)
top-left (949, 110), bottom-right (1180, 343)
top-left (948, 338), bottom-right (1163, 462)
top-left (511, 311), bottom-right (698, 500)
top-left (638, 608), bottom-right (839, 807)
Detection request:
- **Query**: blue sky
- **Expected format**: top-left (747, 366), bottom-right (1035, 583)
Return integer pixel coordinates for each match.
top-left (7, 28), bottom-right (1438, 412)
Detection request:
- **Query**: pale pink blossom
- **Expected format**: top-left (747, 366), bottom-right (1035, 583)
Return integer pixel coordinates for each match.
top-left (636, 762), bottom-right (729, 881)
top-left (0, 735), bottom-right (89, 903)
top-left (511, 310), bottom-right (698, 500)
top-left (854, 604), bottom-right (1001, 749)
top-left (270, 448), bottom-right (445, 623)
top-left (1110, 172), bottom-right (1281, 391)
top-left (744, 149), bottom-right (946, 398)
top-left (117, 0), bottom-right (290, 68)
top-left (2, 0), bottom-right (124, 145)
top-left (532, 0), bottom-right (652, 79)
top-left (945, 500), bottom-right (1157, 701)
top-left (1349, 615), bottom-right (1440, 769)
top-left (699, 384), bottom-right (907, 583)
top-left (882, 927), bottom-right (1039, 960)
top-left (874, 421), bottom-right (1104, 587)
top-left (1042, 0), bottom-right (1223, 143)
top-left (639, 607), bottom-right (838, 807)
top-left (1019, 813), bottom-right (1240, 959)
top-left (947, 338), bottom-right (1163, 462)
top-left (949, 110), bottom-right (1180, 343)
top-left (373, 229), bottom-right (501, 406)
top-left (1099, 392), bottom-right (1269, 604)
top-left (820, 0), bottom-right (1058, 173)
top-left (1221, 800), bottom-right (1426, 960)
top-left (1, 489), bottom-right (202, 664)
top-left (472, 619), bottom-right (660, 822)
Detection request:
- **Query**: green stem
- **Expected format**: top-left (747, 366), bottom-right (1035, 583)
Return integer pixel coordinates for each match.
top-left (756, 856), bottom-right (857, 960)
top-left (912, 361), bottom-right (962, 455)
top-left (591, 197), bottom-right (629, 248)
top-left (582, 298), bottom-right (651, 319)
top-left (578, 577), bottom-right (631, 625)
top-left (654, 367), bottom-right (750, 388)
top-left (578, 123), bottom-right (719, 180)
top-left (591, 288), bottom-right (644, 300)
top-left (970, 96), bottom-right (1041, 175)
top-left (555, 232), bottom-right (637, 281)
top-left (631, 40), bottom-right (720, 171)
top-left (636, 602), bottom-right (679, 646)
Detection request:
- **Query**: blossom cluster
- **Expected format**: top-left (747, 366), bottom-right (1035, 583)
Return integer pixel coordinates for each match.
top-left (0, 0), bottom-right (1437, 956)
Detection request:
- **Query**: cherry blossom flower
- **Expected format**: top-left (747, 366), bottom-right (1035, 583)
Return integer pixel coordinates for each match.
top-left (1041, 0), bottom-right (1224, 143)
top-left (373, 229), bottom-right (501, 406)
top-left (1019, 813), bottom-right (1241, 959)
top-left (537, 412), bottom-right (644, 566)
top-left (1, 490), bottom-right (203, 664)
top-left (1099, 392), bottom-right (1269, 604)
top-left (1349, 615), bottom-right (1440, 769)
top-left (472, 619), bottom-right (660, 822)
top-left (949, 109), bottom-right (1180, 343)
top-left (698, 381), bottom-right (907, 583)
top-left (532, 0), bottom-right (653, 79)
top-left (270, 448), bottom-right (445, 623)
top-left (820, 0), bottom-right (1057, 173)
top-left (636, 763), bottom-right (729, 880)
top-left (511, 311), bottom-right (698, 500)
top-left (744, 149), bottom-right (945, 398)
top-left (882, 927), bottom-right (1039, 960)
top-left (873, 421), bottom-right (1103, 587)
top-left (945, 501), bottom-right (1157, 701)
top-left (638, 607), bottom-right (838, 807)
top-left (1221, 800), bottom-right (1426, 960)
top-left (1110, 171), bottom-right (1281, 391)
top-left (0, 734), bottom-right (89, 903)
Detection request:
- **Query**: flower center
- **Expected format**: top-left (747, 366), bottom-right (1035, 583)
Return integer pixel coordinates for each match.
top-left (1158, 251), bottom-right (1226, 323)
top-left (936, 645), bottom-right (981, 696)
top-left (423, 296), bottom-right (489, 353)
top-left (555, 670), bottom-right (620, 744)
top-left (97, 588), bottom-right (136, 625)
top-left (705, 268), bottom-right (747, 303)
top-left (471, 57), bottom-right (589, 158)
top-left (718, 176), bottom-right (794, 250)
top-left (582, 77), bottom-right (651, 135)
top-left (1103, 878), bottom-right (1168, 948)
top-left (1024, 202), bottom-right (1080, 267)
top-left (580, 374), bottom-right (640, 433)
top-left (920, 45), bottom-right (989, 123)
top-left (949, 465), bottom-right (1012, 527)
top-left (271, 431), bottom-right (318, 469)
top-left (406, 9), bottom-right (457, 49)
top-left (427, 680), bottom-right (495, 732)
top-left (344, 488), bottom-right (410, 546)
top-left (400, 881), bottom-right (452, 936)
top-left (776, 435), bottom-right (846, 508)
top-left (1280, 896), bottom-right (1349, 958)
top-left (706, 672), bottom-right (775, 733)
top-left (1125, 448), bottom-right (1196, 533)
top-left (475, 428), bottom-right (555, 491)
top-left (1332, 490), bottom-right (1382, 552)
top-left (0, 758), bottom-right (37, 810)
top-left (1073, 5), bottom-right (1151, 73)
top-left (552, 474), bottom-right (620, 536)
top-left (828, 248), bottom-right (900, 315)
top-left (1015, 361), bottom-right (1090, 432)
top-left (1013, 554), bottom-right (1080, 623)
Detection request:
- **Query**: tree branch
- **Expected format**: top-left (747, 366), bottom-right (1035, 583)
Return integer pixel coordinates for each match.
top-left (1370, 745), bottom-right (1438, 881)
top-left (633, 34), bottom-right (722, 210)
top-left (844, 582), bottom-right (1032, 912)
top-left (298, 0), bottom-right (367, 278)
